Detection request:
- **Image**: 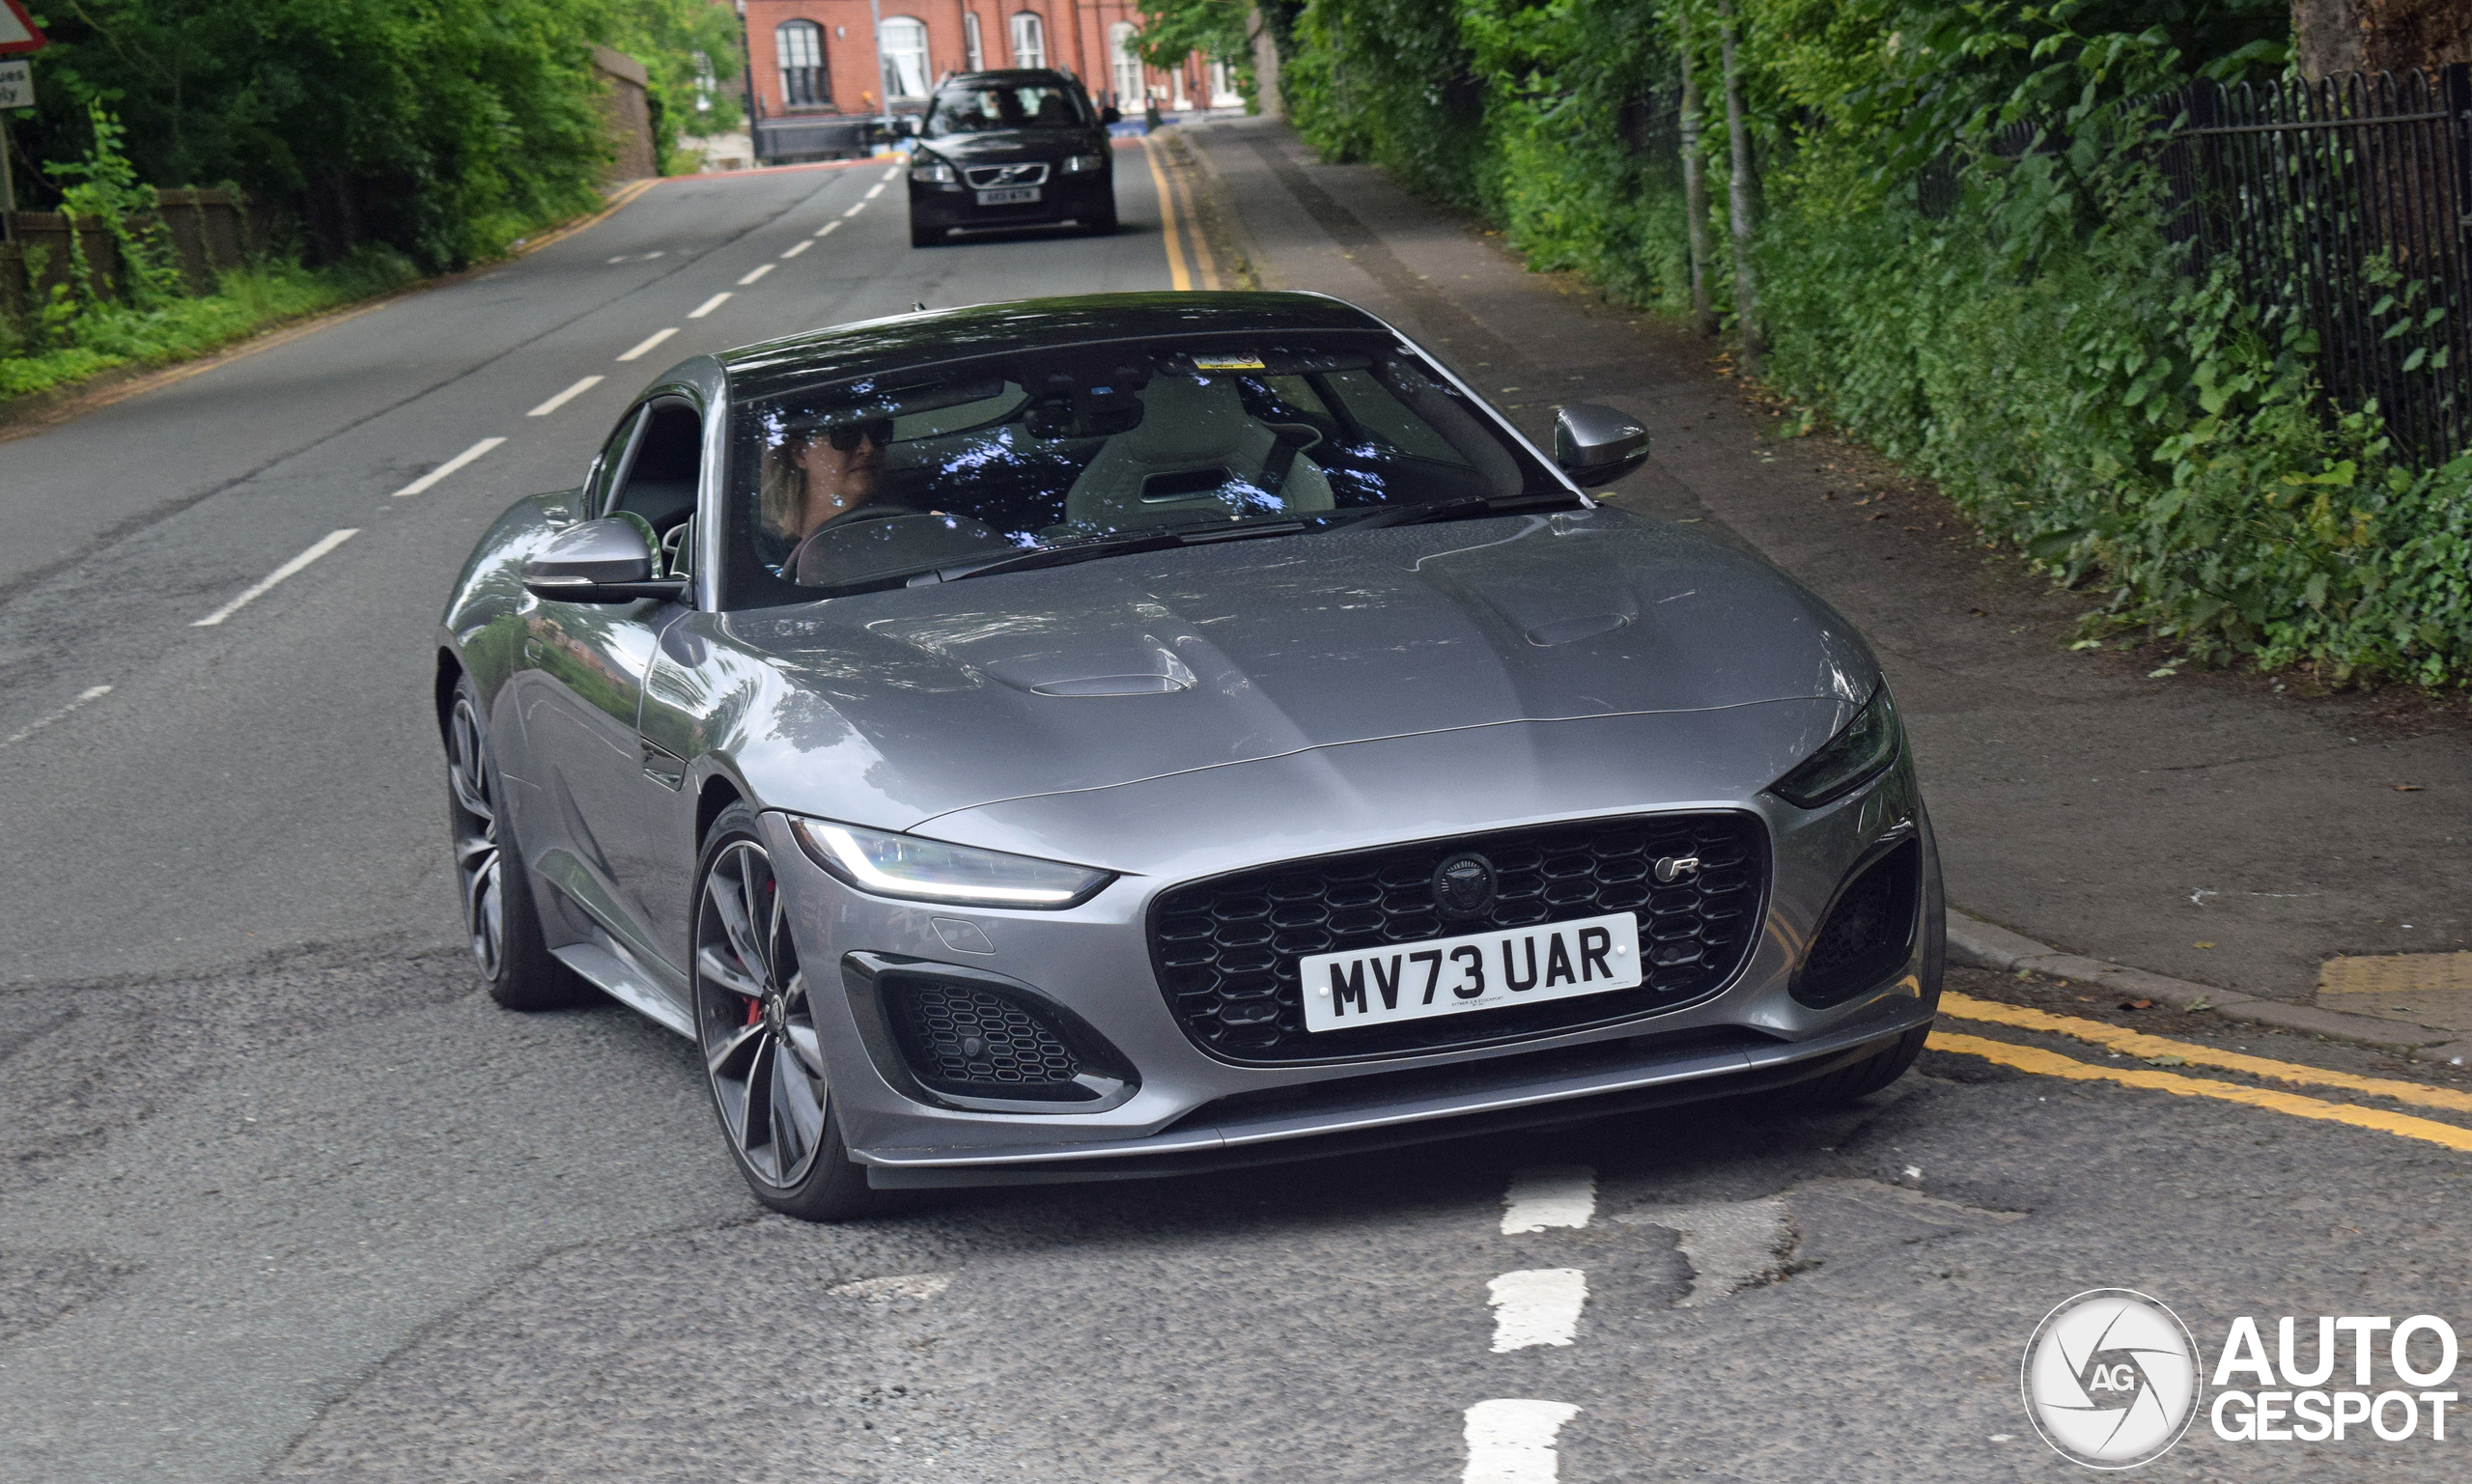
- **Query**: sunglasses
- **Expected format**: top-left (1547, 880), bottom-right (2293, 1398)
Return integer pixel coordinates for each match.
top-left (825, 419), bottom-right (895, 451)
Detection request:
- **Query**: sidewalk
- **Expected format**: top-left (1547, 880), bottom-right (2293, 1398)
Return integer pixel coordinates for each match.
top-left (1174, 115), bottom-right (2472, 1025)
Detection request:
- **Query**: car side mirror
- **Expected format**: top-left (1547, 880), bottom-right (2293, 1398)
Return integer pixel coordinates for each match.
top-left (1101, 105), bottom-right (1122, 126)
top-left (521, 517), bottom-right (688, 602)
top-left (1554, 403), bottom-right (1650, 487)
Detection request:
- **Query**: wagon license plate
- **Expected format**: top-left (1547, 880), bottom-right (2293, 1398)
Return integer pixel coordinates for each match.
top-left (975, 185), bottom-right (1041, 206)
top-left (1301, 911), bottom-right (1643, 1033)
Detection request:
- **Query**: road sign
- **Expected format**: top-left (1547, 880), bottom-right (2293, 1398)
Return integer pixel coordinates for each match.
top-left (0, 58), bottom-right (32, 109)
top-left (0, 0), bottom-right (47, 58)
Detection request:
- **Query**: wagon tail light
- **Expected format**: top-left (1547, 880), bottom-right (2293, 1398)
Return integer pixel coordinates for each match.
top-left (789, 819), bottom-right (1114, 908)
top-left (1769, 683), bottom-right (1902, 808)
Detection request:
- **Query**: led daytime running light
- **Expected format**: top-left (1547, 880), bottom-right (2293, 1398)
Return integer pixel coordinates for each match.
top-left (790, 819), bottom-right (1109, 908)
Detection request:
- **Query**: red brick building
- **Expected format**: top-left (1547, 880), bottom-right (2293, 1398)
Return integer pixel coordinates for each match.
top-left (741, 1), bottom-right (1241, 158)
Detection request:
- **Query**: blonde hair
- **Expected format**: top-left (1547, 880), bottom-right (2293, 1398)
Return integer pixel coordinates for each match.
top-left (758, 438), bottom-right (807, 542)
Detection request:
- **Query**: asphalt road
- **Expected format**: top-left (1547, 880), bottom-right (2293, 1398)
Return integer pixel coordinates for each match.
top-left (4, 141), bottom-right (2471, 1484)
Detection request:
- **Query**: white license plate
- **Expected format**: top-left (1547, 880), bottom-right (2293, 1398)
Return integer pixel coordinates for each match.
top-left (1301, 911), bottom-right (1643, 1032)
top-left (975, 185), bottom-right (1042, 206)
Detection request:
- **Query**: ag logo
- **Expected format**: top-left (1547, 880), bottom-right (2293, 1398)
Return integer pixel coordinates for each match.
top-left (2022, 1289), bottom-right (2201, 1469)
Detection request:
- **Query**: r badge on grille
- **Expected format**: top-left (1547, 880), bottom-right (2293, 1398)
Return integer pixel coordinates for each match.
top-left (1431, 853), bottom-right (1498, 919)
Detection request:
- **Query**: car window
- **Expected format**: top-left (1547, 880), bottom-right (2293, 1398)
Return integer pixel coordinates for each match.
top-left (722, 334), bottom-right (1555, 606)
top-left (925, 84), bottom-right (1088, 135)
top-left (610, 401), bottom-right (703, 535)
top-left (587, 408), bottom-right (645, 515)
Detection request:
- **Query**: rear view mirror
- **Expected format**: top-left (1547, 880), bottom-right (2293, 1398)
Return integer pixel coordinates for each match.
top-left (521, 518), bottom-right (688, 602)
top-left (1553, 404), bottom-right (1650, 487)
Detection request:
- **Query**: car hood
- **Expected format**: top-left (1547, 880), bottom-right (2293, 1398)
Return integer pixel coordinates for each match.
top-left (918, 129), bottom-right (1094, 162)
top-left (708, 509), bottom-right (1877, 828)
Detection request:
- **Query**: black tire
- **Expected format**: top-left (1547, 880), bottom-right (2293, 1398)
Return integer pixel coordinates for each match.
top-left (443, 676), bottom-right (594, 1011)
top-left (909, 216), bottom-right (943, 248)
top-left (690, 802), bottom-right (888, 1221)
top-left (1784, 1022), bottom-right (1929, 1106)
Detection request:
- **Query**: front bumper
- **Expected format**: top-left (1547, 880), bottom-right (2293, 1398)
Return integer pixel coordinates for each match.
top-left (909, 170), bottom-right (1114, 230)
top-left (761, 710), bottom-right (1945, 1189)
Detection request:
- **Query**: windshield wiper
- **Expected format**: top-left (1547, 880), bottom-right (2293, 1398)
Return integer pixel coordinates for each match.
top-left (1332, 491), bottom-right (1585, 531)
top-left (913, 521), bottom-right (1314, 586)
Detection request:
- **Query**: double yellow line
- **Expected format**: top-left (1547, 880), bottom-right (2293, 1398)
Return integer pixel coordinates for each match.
top-left (1932, 992), bottom-right (2472, 1152)
top-left (1141, 134), bottom-right (1222, 292)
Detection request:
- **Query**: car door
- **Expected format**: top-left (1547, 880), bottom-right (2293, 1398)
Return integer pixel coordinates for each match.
top-left (517, 392), bottom-right (705, 987)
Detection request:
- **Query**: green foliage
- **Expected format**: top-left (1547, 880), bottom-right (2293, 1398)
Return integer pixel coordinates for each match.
top-left (0, 249), bottom-right (418, 401)
top-left (14, 0), bottom-right (737, 270)
top-left (1278, 0), bottom-right (2472, 686)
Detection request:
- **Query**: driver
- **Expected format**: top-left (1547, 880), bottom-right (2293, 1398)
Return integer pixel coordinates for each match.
top-left (759, 418), bottom-right (896, 571)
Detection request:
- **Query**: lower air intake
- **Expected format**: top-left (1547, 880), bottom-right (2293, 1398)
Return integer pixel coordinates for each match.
top-left (1796, 840), bottom-right (1923, 1007)
top-left (886, 979), bottom-right (1093, 1102)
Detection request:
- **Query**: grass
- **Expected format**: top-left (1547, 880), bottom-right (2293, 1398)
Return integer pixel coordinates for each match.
top-left (0, 246), bottom-right (422, 403)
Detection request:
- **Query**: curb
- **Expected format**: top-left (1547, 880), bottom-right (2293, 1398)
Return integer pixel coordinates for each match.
top-left (1946, 910), bottom-right (2472, 1065)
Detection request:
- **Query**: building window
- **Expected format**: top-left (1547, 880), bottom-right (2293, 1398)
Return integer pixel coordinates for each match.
top-left (881, 16), bottom-right (930, 98)
top-left (777, 20), bottom-right (829, 108)
top-left (964, 12), bottom-right (985, 72)
top-left (1107, 21), bottom-right (1141, 108)
top-left (1009, 12), bottom-right (1046, 70)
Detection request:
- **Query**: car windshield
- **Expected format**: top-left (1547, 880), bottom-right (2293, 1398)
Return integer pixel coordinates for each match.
top-left (727, 333), bottom-right (1563, 603)
top-left (924, 84), bottom-right (1088, 135)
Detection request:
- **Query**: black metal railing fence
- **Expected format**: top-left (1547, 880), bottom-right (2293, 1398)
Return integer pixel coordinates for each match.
top-left (2162, 65), bottom-right (2472, 463)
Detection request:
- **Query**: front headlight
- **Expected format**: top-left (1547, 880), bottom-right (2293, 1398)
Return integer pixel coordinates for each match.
top-left (1062, 153), bottom-right (1105, 174)
top-left (1769, 683), bottom-right (1902, 807)
top-left (789, 818), bottom-right (1113, 908)
top-left (911, 159), bottom-right (957, 183)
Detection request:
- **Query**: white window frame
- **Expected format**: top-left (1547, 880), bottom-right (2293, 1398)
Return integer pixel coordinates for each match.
top-left (1107, 21), bottom-right (1142, 109)
top-left (880, 15), bottom-right (931, 100)
top-left (776, 19), bottom-right (829, 109)
top-left (963, 12), bottom-right (985, 72)
top-left (1009, 11), bottom-right (1046, 70)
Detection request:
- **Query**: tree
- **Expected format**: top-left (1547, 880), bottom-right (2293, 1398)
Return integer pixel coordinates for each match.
top-left (2292, 0), bottom-right (2472, 77)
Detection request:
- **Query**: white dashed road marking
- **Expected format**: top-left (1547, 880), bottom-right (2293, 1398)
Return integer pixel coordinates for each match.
top-left (843, 200), bottom-right (869, 217)
top-left (391, 435), bottom-right (505, 496)
top-left (779, 239), bottom-right (811, 259)
top-left (864, 181), bottom-right (887, 199)
top-left (1486, 1269), bottom-right (1587, 1352)
top-left (827, 1273), bottom-right (952, 1303)
top-left (616, 327), bottom-right (678, 362)
top-left (737, 263), bottom-right (774, 285)
top-left (3, 685), bottom-right (114, 748)
top-left (192, 529), bottom-right (358, 628)
top-left (1462, 1399), bottom-right (1581, 1484)
top-left (688, 292), bottom-right (732, 318)
top-left (814, 220), bottom-right (841, 238)
top-left (1501, 1165), bottom-right (1595, 1234)
top-left (882, 164), bottom-right (902, 180)
top-left (526, 376), bottom-right (604, 417)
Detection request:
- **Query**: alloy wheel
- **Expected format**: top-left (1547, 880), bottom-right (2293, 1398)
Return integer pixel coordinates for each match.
top-left (694, 839), bottom-right (830, 1189)
top-left (445, 696), bottom-right (504, 979)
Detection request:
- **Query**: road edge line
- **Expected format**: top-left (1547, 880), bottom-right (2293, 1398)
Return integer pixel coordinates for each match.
top-left (1142, 135), bottom-right (1194, 292)
top-left (1926, 1030), bottom-right (2472, 1153)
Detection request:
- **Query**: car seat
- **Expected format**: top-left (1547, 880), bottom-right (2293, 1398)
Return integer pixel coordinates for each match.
top-left (1063, 376), bottom-right (1334, 526)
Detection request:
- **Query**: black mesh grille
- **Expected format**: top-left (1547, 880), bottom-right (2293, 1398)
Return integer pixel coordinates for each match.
top-left (1796, 840), bottom-right (1922, 1007)
top-left (886, 979), bottom-right (1087, 1099)
top-left (1149, 813), bottom-right (1770, 1063)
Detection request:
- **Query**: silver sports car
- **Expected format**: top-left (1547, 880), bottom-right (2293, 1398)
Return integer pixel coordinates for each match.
top-left (436, 292), bottom-right (1944, 1220)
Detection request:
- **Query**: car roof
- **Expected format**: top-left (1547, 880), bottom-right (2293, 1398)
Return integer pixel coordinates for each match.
top-left (719, 291), bottom-right (1394, 403)
top-left (938, 70), bottom-right (1083, 90)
